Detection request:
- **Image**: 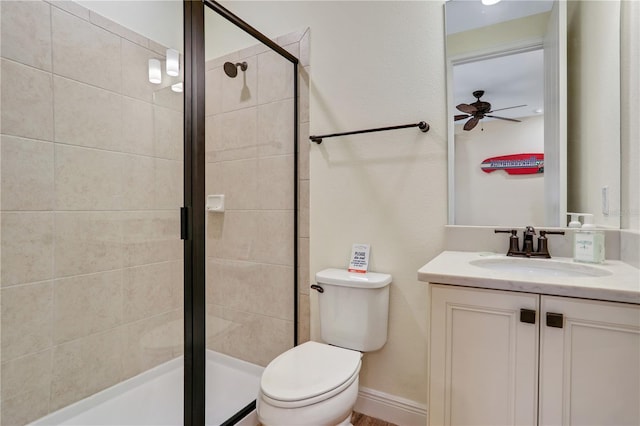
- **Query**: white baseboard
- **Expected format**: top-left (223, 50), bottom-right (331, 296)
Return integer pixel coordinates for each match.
top-left (354, 387), bottom-right (427, 426)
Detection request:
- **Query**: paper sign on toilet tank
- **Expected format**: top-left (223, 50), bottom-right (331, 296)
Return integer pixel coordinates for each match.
top-left (348, 244), bottom-right (370, 273)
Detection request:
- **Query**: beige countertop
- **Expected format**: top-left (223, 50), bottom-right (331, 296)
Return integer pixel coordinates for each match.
top-left (418, 251), bottom-right (640, 304)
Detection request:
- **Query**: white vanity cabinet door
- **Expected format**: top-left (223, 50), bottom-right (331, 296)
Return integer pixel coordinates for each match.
top-left (539, 296), bottom-right (640, 426)
top-left (429, 285), bottom-right (539, 426)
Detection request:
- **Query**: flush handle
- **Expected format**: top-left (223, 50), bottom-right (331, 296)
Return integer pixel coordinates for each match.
top-left (310, 284), bottom-right (324, 293)
top-left (546, 312), bottom-right (564, 328)
top-left (520, 309), bottom-right (536, 324)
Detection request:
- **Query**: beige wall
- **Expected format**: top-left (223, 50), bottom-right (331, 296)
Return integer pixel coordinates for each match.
top-left (621, 0), bottom-right (640, 231)
top-left (455, 115), bottom-right (545, 227)
top-left (567, 0), bottom-right (621, 228)
top-left (218, 1), bottom-right (448, 405)
top-left (203, 30), bottom-right (310, 366)
top-left (0, 1), bottom-right (183, 424)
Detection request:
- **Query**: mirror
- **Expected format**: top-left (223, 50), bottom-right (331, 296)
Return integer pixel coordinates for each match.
top-left (445, 0), bottom-right (621, 229)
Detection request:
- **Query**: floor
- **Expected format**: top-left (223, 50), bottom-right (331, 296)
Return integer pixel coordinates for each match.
top-left (351, 412), bottom-right (398, 426)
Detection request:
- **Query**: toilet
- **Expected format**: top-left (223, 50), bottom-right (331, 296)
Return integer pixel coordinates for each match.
top-left (257, 268), bottom-right (392, 426)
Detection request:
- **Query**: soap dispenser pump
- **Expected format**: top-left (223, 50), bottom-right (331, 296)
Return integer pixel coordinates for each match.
top-left (567, 212), bottom-right (583, 228)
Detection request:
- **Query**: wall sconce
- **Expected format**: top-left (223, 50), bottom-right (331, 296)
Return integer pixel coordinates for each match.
top-left (148, 49), bottom-right (181, 85)
top-left (166, 48), bottom-right (180, 77)
top-left (171, 82), bottom-right (183, 93)
top-left (148, 58), bottom-right (162, 84)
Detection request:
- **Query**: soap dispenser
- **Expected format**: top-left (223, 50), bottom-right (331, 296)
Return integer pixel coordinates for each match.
top-left (573, 214), bottom-right (605, 264)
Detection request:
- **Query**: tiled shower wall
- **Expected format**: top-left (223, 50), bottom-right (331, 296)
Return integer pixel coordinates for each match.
top-left (205, 29), bottom-right (310, 366)
top-left (0, 1), bottom-right (183, 424)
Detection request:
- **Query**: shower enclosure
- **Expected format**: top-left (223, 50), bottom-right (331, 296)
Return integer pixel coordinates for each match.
top-left (0, 0), bottom-right (307, 424)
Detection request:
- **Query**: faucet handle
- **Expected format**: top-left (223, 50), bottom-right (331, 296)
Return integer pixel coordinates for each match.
top-left (537, 230), bottom-right (565, 258)
top-left (495, 229), bottom-right (520, 255)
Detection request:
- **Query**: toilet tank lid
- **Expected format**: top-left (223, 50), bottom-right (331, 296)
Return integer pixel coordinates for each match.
top-left (315, 268), bottom-right (392, 289)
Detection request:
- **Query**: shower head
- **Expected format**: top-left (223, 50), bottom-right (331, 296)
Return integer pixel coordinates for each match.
top-left (223, 61), bottom-right (248, 78)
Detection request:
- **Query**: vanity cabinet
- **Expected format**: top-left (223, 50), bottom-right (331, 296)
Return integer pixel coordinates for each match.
top-left (429, 284), bottom-right (640, 426)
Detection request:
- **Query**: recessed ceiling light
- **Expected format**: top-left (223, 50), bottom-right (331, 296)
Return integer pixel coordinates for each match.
top-left (482, 0), bottom-right (502, 5)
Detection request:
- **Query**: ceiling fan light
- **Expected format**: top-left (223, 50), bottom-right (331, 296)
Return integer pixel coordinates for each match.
top-left (482, 0), bottom-right (502, 5)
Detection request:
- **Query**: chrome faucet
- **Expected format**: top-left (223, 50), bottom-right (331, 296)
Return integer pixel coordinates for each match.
top-left (495, 226), bottom-right (565, 258)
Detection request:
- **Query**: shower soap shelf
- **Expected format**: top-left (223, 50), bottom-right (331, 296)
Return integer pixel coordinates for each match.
top-left (206, 195), bottom-right (225, 212)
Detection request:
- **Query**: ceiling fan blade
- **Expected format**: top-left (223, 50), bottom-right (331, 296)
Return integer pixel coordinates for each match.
top-left (463, 116), bottom-right (480, 131)
top-left (456, 103), bottom-right (477, 114)
top-left (488, 104), bottom-right (527, 113)
top-left (486, 115), bottom-right (522, 122)
top-left (454, 114), bottom-right (470, 121)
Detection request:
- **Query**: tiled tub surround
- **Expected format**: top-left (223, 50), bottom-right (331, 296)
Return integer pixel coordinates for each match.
top-left (1, 1), bottom-right (184, 425)
top-left (204, 29), bottom-right (311, 367)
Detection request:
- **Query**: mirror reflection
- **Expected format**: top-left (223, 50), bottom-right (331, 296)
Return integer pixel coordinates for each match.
top-left (446, 0), bottom-right (621, 229)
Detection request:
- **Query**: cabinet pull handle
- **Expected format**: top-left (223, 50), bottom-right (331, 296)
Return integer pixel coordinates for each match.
top-left (546, 312), bottom-right (564, 328)
top-left (520, 309), bottom-right (536, 324)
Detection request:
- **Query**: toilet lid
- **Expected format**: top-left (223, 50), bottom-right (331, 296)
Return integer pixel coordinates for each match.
top-left (261, 341), bottom-right (362, 402)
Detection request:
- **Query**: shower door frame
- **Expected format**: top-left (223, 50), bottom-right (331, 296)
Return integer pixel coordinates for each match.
top-left (183, 1), bottom-right (300, 424)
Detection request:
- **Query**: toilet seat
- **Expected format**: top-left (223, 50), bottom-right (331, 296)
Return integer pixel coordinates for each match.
top-left (260, 341), bottom-right (362, 409)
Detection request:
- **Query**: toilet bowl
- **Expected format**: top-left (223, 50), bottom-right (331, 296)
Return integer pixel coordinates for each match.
top-left (257, 341), bottom-right (361, 426)
top-left (257, 269), bottom-right (392, 426)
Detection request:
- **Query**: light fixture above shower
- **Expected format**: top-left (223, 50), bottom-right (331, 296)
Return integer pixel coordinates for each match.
top-left (148, 48), bottom-right (181, 84)
top-left (223, 61), bottom-right (248, 78)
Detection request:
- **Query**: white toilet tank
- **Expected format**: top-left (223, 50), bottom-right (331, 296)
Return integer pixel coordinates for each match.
top-left (314, 268), bottom-right (391, 352)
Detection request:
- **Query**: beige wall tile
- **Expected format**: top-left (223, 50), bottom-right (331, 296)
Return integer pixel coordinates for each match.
top-left (218, 159), bottom-right (259, 210)
top-left (299, 66), bottom-right (310, 123)
top-left (122, 97), bottom-right (154, 156)
top-left (54, 144), bottom-right (124, 210)
top-left (154, 158), bottom-right (183, 210)
top-left (51, 7), bottom-right (121, 92)
top-left (1, 282), bottom-right (53, 360)
top-left (123, 261), bottom-right (181, 323)
top-left (1, 212), bottom-right (54, 287)
top-left (253, 211), bottom-right (295, 266)
top-left (153, 85), bottom-right (183, 112)
top-left (257, 99), bottom-right (295, 157)
top-left (277, 30), bottom-right (305, 47)
top-left (206, 67), bottom-right (223, 117)
top-left (53, 270), bottom-right (123, 344)
top-left (206, 211), bottom-right (258, 261)
top-left (123, 309), bottom-right (182, 379)
top-left (257, 50), bottom-right (294, 104)
top-left (50, 1), bottom-right (90, 21)
top-left (205, 257), bottom-right (226, 304)
top-left (122, 154), bottom-right (155, 211)
top-left (122, 211), bottom-right (181, 268)
top-left (54, 212), bottom-right (123, 278)
top-left (88, 10), bottom-right (148, 48)
top-left (0, 0), bottom-right (52, 71)
top-left (0, 350), bottom-right (52, 426)
top-left (208, 307), bottom-right (293, 367)
top-left (221, 56), bottom-right (257, 113)
top-left (154, 105), bottom-right (183, 161)
top-left (258, 155), bottom-right (294, 210)
top-left (300, 29), bottom-right (310, 68)
top-left (121, 39), bottom-right (157, 104)
top-left (299, 179), bottom-right (310, 238)
top-left (1, 136), bottom-right (54, 211)
top-left (50, 328), bottom-right (124, 412)
top-left (299, 121), bottom-right (310, 180)
top-left (53, 76), bottom-right (123, 151)
top-left (298, 237), bottom-right (310, 294)
top-left (211, 108), bottom-right (258, 162)
top-left (298, 293), bottom-right (310, 343)
top-left (1, 59), bottom-right (53, 141)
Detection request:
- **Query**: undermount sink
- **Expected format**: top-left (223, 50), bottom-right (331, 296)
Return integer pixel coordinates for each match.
top-left (470, 257), bottom-right (613, 278)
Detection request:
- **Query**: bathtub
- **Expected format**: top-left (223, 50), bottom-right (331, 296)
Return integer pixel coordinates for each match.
top-left (30, 351), bottom-right (263, 426)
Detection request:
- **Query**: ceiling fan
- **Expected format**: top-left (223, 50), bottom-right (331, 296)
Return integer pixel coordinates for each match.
top-left (455, 90), bottom-right (526, 131)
